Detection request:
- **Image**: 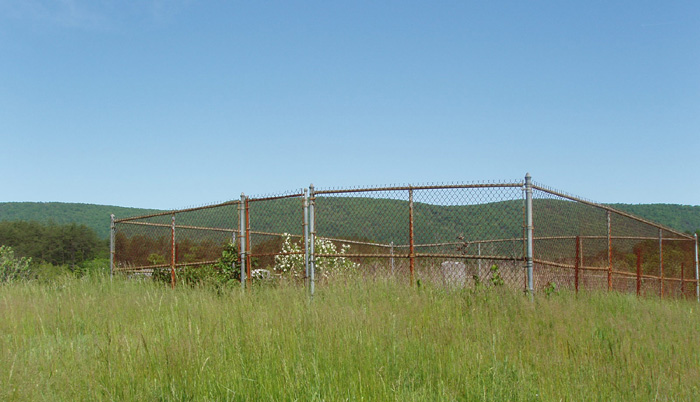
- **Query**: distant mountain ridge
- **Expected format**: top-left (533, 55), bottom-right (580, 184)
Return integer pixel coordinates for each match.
top-left (1, 201), bottom-right (699, 240)
top-left (0, 202), bottom-right (160, 239)
top-left (608, 203), bottom-right (700, 235)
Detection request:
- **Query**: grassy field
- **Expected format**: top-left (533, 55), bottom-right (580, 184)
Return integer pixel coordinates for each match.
top-left (1, 276), bottom-right (699, 401)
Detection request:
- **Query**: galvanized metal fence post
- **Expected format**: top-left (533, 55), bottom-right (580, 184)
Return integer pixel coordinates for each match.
top-left (109, 214), bottom-right (115, 280)
top-left (695, 233), bottom-right (699, 303)
top-left (309, 184), bottom-right (316, 297)
top-left (170, 213), bottom-right (176, 289)
top-left (245, 196), bottom-right (251, 287)
top-left (239, 193), bottom-right (246, 290)
top-left (525, 173), bottom-right (534, 295)
top-left (607, 210), bottom-right (612, 292)
top-left (231, 205), bottom-right (237, 283)
top-left (303, 189), bottom-right (309, 285)
top-left (408, 187), bottom-right (415, 286)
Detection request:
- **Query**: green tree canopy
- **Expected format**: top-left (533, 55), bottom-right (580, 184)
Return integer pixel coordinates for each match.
top-left (0, 220), bottom-right (106, 267)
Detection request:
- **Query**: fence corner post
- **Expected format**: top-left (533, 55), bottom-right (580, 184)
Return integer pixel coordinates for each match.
top-left (309, 184), bottom-right (316, 297)
top-left (525, 173), bottom-right (534, 297)
top-left (109, 214), bottom-right (115, 281)
top-left (239, 193), bottom-right (246, 290)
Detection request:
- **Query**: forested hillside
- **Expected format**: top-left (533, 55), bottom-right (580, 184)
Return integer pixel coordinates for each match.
top-left (1, 201), bottom-right (699, 242)
top-left (608, 203), bottom-right (700, 235)
top-left (0, 203), bottom-right (158, 238)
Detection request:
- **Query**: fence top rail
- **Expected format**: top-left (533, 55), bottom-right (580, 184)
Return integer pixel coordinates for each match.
top-left (114, 200), bottom-right (240, 223)
top-left (246, 192), bottom-right (304, 203)
top-left (116, 221), bottom-right (237, 233)
top-left (531, 184), bottom-right (694, 240)
top-left (313, 182), bottom-right (524, 195)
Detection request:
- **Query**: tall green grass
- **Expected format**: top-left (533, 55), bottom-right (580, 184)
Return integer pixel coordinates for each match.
top-left (1, 276), bottom-right (699, 401)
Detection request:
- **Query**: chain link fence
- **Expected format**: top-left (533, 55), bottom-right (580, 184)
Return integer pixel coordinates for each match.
top-left (312, 183), bottom-right (526, 289)
top-left (531, 183), bottom-right (698, 298)
top-left (112, 202), bottom-right (239, 283)
top-left (243, 191), bottom-right (306, 283)
top-left (110, 175), bottom-right (699, 300)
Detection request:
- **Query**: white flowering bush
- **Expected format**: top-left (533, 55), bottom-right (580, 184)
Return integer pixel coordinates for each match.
top-left (274, 234), bottom-right (358, 279)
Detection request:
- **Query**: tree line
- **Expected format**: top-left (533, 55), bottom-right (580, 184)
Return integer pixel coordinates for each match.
top-left (0, 220), bottom-right (107, 268)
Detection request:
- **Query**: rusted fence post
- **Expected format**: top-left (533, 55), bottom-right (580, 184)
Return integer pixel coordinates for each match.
top-left (109, 214), bottom-right (115, 280)
top-left (695, 233), bottom-right (699, 303)
top-left (575, 236), bottom-right (580, 294)
top-left (525, 173), bottom-right (534, 296)
top-left (409, 187), bottom-right (415, 286)
top-left (579, 237), bottom-right (584, 268)
top-left (636, 249), bottom-right (642, 297)
top-left (659, 229), bottom-right (664, 298)
top-left (607, 211), bottom-right (612, 292)
top-left (170, 213), bottom-right (176, 289)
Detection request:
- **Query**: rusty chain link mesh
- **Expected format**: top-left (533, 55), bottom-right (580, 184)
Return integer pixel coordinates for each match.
top-left (245, 192), bottom-right (306, 281)
top-left (412, 185), bottom-right (525, 289)
top-left (111, 179), bottom-right (698, 299)
top-left (313, 183), bottom-right (527, 289)
top-left (531, 186), bottom-right (610, 292)
top-left (113, 201), bottom-right (239, 275)
top-left (314, 188), bottom-right (411, 284)
top-left (531, 183), bottom-right (697, 298)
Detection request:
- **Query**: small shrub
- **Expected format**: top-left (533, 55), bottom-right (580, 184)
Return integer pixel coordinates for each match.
top-left (544, 281), bottom-right (559, 298)
top-left (0, 245), bottom-right (32, 283)
top-left (31, 262), bottom-right (72, 283)
top-left (489, 264), bottom-right (504, 287)
top-left (147, 253), bottom-right (167, 266)
top-left (214, 242), bottom-right (242, 282)
top-left (152, 243), bottom-right (242, 288)
top-left (73, 258), bottom-right (110, 278)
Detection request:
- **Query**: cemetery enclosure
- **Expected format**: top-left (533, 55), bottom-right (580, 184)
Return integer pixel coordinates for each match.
top-left (111, 175), bottom-right (700, 299)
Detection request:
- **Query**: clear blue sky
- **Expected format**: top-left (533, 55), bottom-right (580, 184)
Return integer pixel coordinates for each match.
top-left (1, 1), bottom-right (698, 209)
